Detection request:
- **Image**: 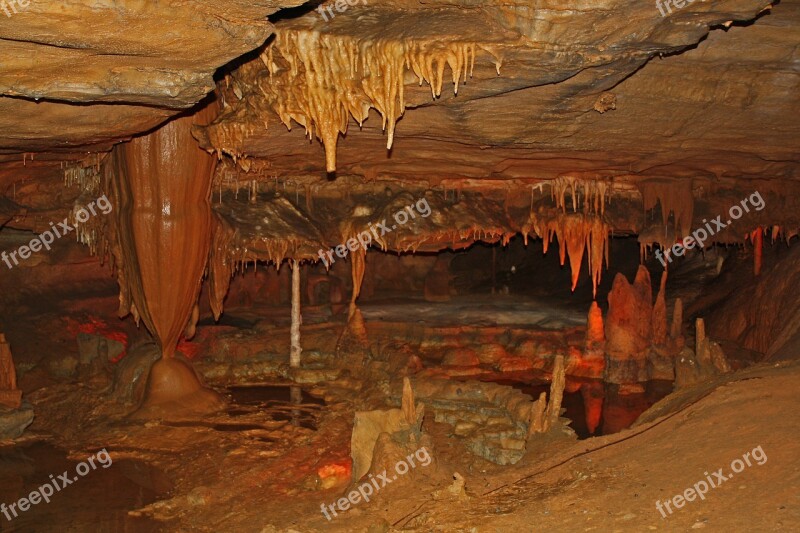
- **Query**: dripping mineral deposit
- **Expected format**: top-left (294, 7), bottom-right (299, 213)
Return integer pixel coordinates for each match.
top-left (1, 194), bottom-right (113, 270)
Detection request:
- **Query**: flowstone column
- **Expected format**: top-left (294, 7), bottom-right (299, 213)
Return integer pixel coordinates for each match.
top-left (108, 102), bottom-right (223, 415)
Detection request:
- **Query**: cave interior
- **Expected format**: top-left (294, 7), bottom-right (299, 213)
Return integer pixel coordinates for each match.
top-left (0, 0), bottom-right (799, 531)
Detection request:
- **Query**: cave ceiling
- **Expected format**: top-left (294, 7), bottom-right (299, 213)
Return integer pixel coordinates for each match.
top-left (0, 0), bottom-right (798, 243)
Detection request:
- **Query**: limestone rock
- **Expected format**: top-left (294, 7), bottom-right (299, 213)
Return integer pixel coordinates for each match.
top-left (351, 377), bottom-right (424, 482)
top-left (77, 333), bottom-right (125, 367)
top-left (0, 404), bottom-right (34, 440)
top-left (111, 342), bottom-right (161, 406)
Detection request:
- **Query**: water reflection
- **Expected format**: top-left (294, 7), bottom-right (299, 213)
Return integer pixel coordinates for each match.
top-left (0, 443), bottom-right (169, 532)
top-left (498, 378), bottom-right (673, 439)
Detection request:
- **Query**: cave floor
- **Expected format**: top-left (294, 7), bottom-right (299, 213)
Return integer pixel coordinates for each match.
top-left (7, 356), bottom-right (798, 532)
top-left (2, 275), bottom-right (798, 532)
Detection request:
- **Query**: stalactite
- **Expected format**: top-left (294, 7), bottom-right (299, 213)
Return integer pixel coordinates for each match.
top-left (349, 247), bottom-right (367, 314)
top-left (64, 161), bottom-right (102, 192)
top-left (260, 28), bottom-right (495, 171)
top-left (750, 227), bottom-right (763, 276)
top-left (541, 213), bottom-right (609, 296)
top-left (587, 216), bottom-right (609, 297)
top-left (107, 102), bottom-right (218, 359)
top-left (208, 217), bottom-right (235, 321)
top-left (770, 225), bottom-right (780, 244)
top-left (639, 179), bottom-right (694, 237)
top-left (551, 176), bottom-right (609, 215)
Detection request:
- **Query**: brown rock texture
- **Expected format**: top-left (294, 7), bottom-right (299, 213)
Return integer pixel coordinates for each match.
top-left (708, 244), bottom-right (800, 359)
top-left (0, 0), bottom-right (307, 151)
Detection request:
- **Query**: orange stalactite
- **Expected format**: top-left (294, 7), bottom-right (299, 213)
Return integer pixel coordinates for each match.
top-left (541, 213), bottom-right (609, 296)
top-left (564, 217), bottom-right (588, 291)
top-left (751, 227), bottom-right (763, 276)
top-left (349, 247), bottom-right (367, 312)
top-left (771, 225), bottom-right (781, 244)
top-left (639, 179), bottom-right (694, 237)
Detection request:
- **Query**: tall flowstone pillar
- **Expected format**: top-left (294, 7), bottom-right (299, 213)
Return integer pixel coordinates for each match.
top-left (108, 102), bottom-right (222, 414)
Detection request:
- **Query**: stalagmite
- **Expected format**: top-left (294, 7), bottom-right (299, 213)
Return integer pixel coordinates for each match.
top-left (604, 266), bottom-right (653, 384)
top-left (544, 354), bottom-right (566, 431)
top-left (527, 392), bottom-right (547, 437)
top-left (670, 297), bottom-right (684, 348)
top-left (695, 318), bottom-right (731, 374)
top-left (521, 354), bottom-right (565, 437)
top-left (401, 377), bottom-right (417, 425)
top-left (696, 316), bottom-right (706, 348)
top-left (586, 301), bottom-right (605, 347)
top-left (290, 259), bottom-right (302, 369)
top-left (652, 271), bottom-right (668, 346)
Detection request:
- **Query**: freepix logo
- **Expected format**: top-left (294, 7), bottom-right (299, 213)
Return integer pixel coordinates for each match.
top-left (656, 0), bottom-right (695, 17)
top-left (1, 194), bottom-right (113, 270)
top-left (317, 197), bottom-right (431, 268)
top-left (1, 449), bottom-right (113, 522)
top-left (655, 445), bottom-right (767, 518)
top-left (1, 0), bottom-right (31, 18)
top-left (320, 447), bottom-right (432, 521)
top-left (654, 191), bottom-right (765, 267)
top-left (317, 0), bottom-right (368, 22)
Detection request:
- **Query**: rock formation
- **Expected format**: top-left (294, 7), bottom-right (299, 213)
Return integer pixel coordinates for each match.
top-left (107, 103), bottom-right (224, 415)
top-left (604, 266), bottom-right (654, 385)
top-left (351, 378), bottom-right (425, 481)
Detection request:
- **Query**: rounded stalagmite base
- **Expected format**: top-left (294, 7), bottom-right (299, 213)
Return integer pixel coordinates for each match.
top-left (136, 355), bottom-right (225, 418)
